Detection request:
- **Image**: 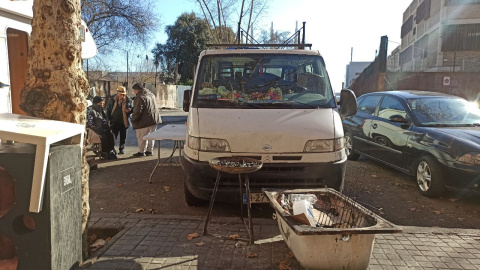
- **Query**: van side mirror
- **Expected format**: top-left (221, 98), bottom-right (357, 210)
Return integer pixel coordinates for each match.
top-left (183, 89), bottom-right (191, 112)
top-left (339, 89), bottom-right (358, 117)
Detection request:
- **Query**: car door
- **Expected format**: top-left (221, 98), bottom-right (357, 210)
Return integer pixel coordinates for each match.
top-left (343, 94), bottom-right (382, 156)
top-left (368, 95), bottom-right (411, 171)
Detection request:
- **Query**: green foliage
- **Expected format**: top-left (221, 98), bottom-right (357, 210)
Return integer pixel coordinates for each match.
top-left (178, 79), bottom-right (194, 86)
top-left (152, 13), bottom-right (212, 84)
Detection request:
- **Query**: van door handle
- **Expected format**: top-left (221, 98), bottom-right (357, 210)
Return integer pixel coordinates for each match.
top-left (372, 123), bottom-right (378, 129)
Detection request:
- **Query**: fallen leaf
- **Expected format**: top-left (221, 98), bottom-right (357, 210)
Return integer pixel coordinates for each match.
top-left (187, 232), bottom-right (199, 240)
top-left (246, 252), bottom-right (258, 258)
top-left (229, 234), bottom-right (240, 240)
top-left (135, 208), bottom-right (144, 213)
top-left (150, 194), bottom-right (156, 197)
top-left (195, 241), bottom-right (205, 247)
top-left (371, 174), bottom-right (377, 178)
top-left (162, 186), bottom-right (170, 192)
top-left (278, 260), bottom-right (291, 270)
top-left (149, 209), bottom-right (156, 214)
top-left (433, 210), bottom-right (442, 214)
top-left (286, 252), bottom-right (294, 258)
top-left (118, 184), bottom-right (122, 187)
top-left (90, 239), bottom-right (106, 249)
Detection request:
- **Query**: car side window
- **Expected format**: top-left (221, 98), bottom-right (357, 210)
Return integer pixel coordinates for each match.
top-left (358, 95), bottom-right (381, 115)
top-left (378, 96), bottom-right (407, 120)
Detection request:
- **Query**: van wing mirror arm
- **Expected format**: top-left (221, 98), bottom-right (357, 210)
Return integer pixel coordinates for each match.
top-left (183, 89), bottom-right (192, 112)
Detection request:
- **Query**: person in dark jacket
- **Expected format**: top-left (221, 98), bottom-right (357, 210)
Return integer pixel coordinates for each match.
top-left (106, 86), bottom-right (133, 155)
top-left (130, 83), bottom-right (162, 157)
top-left (87, 96), bottom-right (117, 159)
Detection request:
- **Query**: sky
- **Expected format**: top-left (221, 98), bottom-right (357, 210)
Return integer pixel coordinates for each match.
top-left (143, 0), bottom-right (413, 92)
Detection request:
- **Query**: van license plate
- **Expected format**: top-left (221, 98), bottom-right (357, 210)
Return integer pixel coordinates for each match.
top-left (243, 193), bottom-right (269, 204)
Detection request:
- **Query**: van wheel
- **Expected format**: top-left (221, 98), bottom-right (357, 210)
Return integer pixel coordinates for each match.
top-left (184, 181), bottom-right (205, 206)
top-left (415, 156), bottom-right (445, 198)
top-left (344, 131), bottom-right (360, 160)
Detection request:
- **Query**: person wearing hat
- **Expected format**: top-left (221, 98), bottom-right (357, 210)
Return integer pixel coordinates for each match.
top-left (106, 86), bottom-right (133, 155)
top-left (86, 96), bottom-right (117, 159)
top-left (130, 83), bottom-right (162, 157)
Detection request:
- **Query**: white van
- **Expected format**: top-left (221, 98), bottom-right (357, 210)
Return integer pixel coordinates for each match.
top-left (0, 0), bottom-right (97, 114)
top-left (181, 48), bottom-right (358, 205)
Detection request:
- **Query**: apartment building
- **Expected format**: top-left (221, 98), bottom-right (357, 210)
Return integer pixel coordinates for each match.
top-left (398, 0), bottom-right (480, 72)
top-left (345, 61), bottom-right (371, 88)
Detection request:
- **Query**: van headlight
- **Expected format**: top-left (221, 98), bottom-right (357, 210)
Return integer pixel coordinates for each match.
top-left (458, 152), bottom-right (480, 165)
top-left (188, 136), bottom-right (231, 152)
top-left (304, 138), bottom-right (344, 152)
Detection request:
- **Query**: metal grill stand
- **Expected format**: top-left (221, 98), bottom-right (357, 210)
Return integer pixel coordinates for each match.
top-left (203, 157), bottom-right (263, 244)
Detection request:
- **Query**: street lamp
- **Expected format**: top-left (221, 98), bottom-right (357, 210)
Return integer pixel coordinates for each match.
top-left (154, 59), bottom-right (159, 88)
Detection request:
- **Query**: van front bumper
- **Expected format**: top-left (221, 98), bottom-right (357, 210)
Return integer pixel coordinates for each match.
top-left (180, 154), bottom-right (346, 203)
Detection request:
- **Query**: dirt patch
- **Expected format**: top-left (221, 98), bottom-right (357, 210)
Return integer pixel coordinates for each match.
top-left (344, 158), bottom-right (480, 229)
top-left (88, 156), bottom-right (480, 229)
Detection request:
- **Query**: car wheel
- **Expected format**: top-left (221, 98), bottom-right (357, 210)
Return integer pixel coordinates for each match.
top-left (373, 135), bottom-right (392, 147)
top-left (415, 156), bottom-right (445, 197)
top-left (184, 179), bottom-right (206, 206)
top-left (344, 131), bottom-right (360, 160)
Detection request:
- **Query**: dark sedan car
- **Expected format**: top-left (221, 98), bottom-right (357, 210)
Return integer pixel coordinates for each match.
top-left (343, 90), bottom-right (480, 197)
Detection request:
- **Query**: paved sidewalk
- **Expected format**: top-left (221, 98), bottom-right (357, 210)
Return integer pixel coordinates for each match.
top-left (78, 213), bottom-right (480, 270)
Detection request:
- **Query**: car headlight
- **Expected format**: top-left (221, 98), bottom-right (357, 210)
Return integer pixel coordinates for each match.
top-left (304, 138), bottom-right (344, 152)
top-left (458, 152), bottom-right (480, 165)
top-left (188, 136), bottom-right (231, 152)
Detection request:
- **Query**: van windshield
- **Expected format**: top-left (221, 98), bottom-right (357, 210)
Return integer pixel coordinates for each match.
top-left (192, 53), bottom-right (336, 109)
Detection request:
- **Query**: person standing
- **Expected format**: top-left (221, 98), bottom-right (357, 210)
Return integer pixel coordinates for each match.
top-left (130, 83), bottom-right (162, 157)
top-left (106, 86), bottom-right (133, 154)
top-left (86, 96), bottom-right (117, 159)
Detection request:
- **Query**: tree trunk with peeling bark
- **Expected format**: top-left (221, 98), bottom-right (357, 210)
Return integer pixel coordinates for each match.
top-left (19, 0), bottom-right (91, 259)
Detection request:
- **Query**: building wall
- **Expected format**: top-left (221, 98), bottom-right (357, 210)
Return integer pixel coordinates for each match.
top-left (345, 62), bottom-right (371, 88)
top-left (155, 84), bottom-right (177, 108)
top-left (88, 79), bottom-right (188, 109)
top-left (446, 3), bottom-right (480, 19)
top-left (394, 71), bottom-right (480, 102)
top-left (399, 0), bottom-right (480, 72)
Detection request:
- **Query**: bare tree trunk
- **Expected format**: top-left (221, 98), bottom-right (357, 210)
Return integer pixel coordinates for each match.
top-left (197, 1), bottom-right (218, 43)
top-left (19, 0), bottom-right (91, 260)
top-left (246, 0), bottom-right (254, 44)
top-left (216, 0), bottom-right (222, 42)
top-left (237, 0), bottom-right (246, 43)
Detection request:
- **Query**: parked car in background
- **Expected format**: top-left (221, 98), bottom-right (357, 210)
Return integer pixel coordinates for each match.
top-left (343, 90), bottom-right (480, 197)
top-left (335, 92), bottom-right (341, 108)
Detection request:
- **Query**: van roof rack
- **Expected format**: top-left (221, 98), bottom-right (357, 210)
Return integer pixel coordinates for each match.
top-left (205, 43), bottom-right (312, 49)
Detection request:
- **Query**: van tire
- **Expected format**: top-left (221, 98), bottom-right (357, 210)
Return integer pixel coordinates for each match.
top-left (344, 131), bottom-right (360, 160)
top-left (184, 180), bottom-right (206, 206)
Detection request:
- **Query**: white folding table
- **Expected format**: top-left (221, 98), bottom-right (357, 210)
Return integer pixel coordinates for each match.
top-left (143, 124), bottom-right (187, 183)
top-left (0, 113), bottom-right (85, 213)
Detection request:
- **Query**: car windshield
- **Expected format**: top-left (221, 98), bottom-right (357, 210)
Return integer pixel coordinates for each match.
top-left (192, 53), bottom-right (335, 109)
top-left (406, 97), bottom-right (480, 126)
